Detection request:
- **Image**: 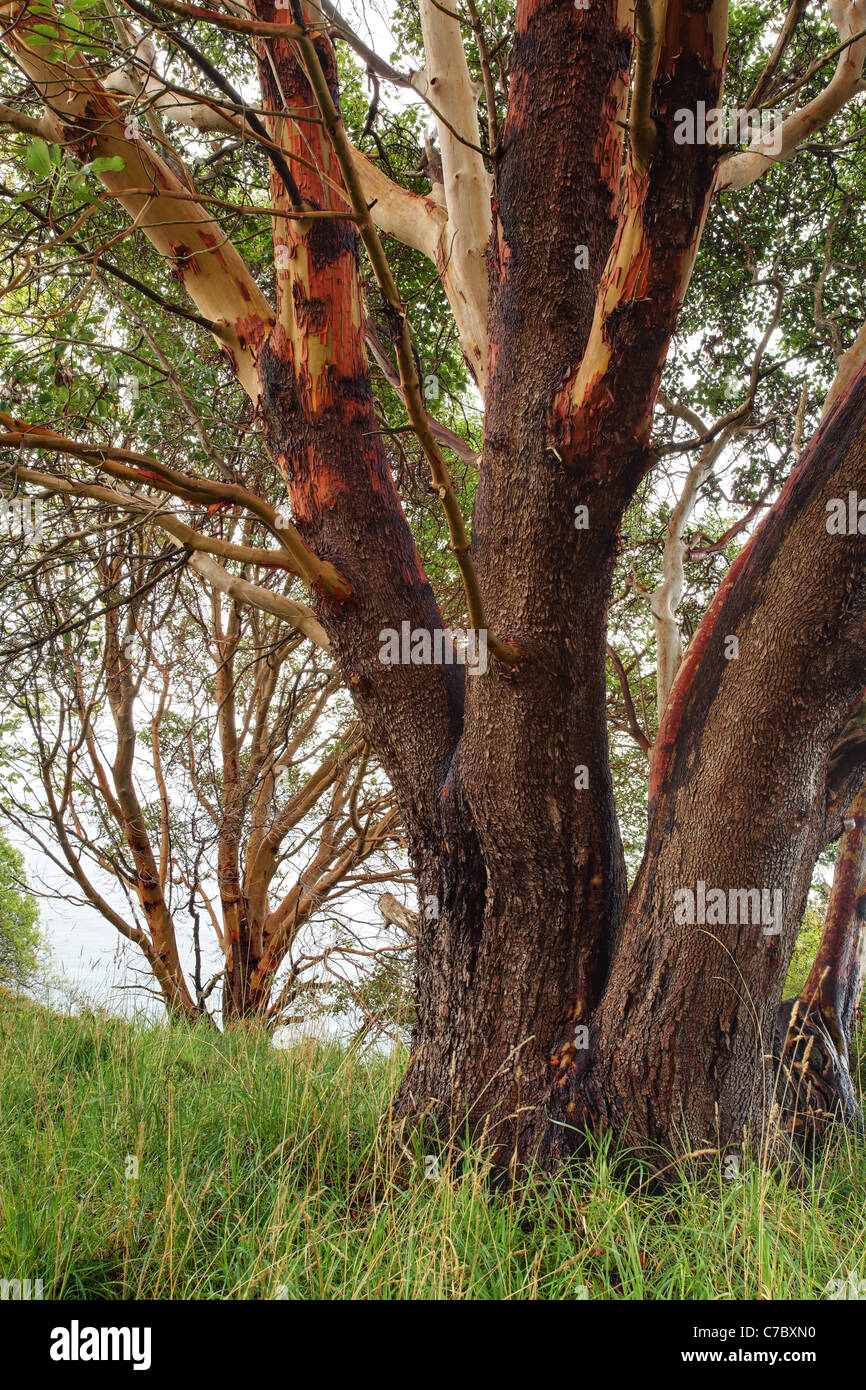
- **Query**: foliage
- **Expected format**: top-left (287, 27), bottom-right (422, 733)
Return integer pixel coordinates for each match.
top-left (0, 0), bottom-right (862, 1040)
top-left (0, 828), bottom-right (42, 988)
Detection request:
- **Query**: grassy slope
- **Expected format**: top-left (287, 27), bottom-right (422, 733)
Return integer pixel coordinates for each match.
top-left (0, 988), bottom-right (864, 1300)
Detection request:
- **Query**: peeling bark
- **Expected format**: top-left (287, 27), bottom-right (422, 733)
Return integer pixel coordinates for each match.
top-left (6, 0), bottom-right (866, 1166)
top-left (1, 2), bottom-right (275, 397)
top-left (774, 785), bottom-right (866, 1142)
top-left (251, 4), bottom-right (463, 851)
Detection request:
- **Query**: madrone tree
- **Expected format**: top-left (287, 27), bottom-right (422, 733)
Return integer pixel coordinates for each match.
top-left (0, 531), bottom-right (405, 1023)
top-left (1, 0), bottom-right (866, 1166)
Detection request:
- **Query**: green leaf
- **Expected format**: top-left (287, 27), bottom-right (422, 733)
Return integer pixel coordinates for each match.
top-left (24, 138), bottom-right (52, 180)
top-left (87, 155), bottom-right (126, 174)
top-left (29, 22), bottom-right (62, 57)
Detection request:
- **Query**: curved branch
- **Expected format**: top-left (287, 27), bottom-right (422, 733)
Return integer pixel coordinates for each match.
top-left (293, 22), bottom-right (518, 667)
top-left (629, 0), bottom-right (661, 177)
top-left (413, 0), bottom-right (490, 391)
top-left (0, 415), bottom-right (352, 599)
top-left (716, 0), bottom-right (866, 193)
top-left (651, 282), bottom-right (783, 714)
top-left (183, 549), bottom-right (330, 650)
top-left (6, 463), bottom-right (331, 646)
top-left (0, 0), bottom-right (276, 398)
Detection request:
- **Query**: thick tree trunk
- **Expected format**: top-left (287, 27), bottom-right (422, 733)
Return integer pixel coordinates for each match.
top-left (395, 0), bottom-right (727, 1166)
top-left (391, 0), bottom-right (637, 1162)
top-left (405, 356), bottom-right (866, 1165)
top-left (553, 373), bottom-right (866, 1155)
top-left (397, 739), bottom-right (622, 1166)
top-left (237, 0), bottom-right (861, 1165)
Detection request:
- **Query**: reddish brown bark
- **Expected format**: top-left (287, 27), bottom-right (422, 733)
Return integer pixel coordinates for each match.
top-left (553, 371), bottom-right (866, 1154)
top-left (242, 0), bottom-right (866, 1166)
top-left (802, 789), bottom-right (866, 1054)
top-left (252, 8), bottom-right (461, 844)
top-left (8, 0), bottom-right (866, 1166)
top-left (395, 0), bottom-right (730, 1162)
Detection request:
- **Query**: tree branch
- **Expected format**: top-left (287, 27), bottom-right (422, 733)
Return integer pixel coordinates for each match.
top-left (292, 20), bottom-right (518, 667)
top-left (413, 0), bottom-right (491, 391)
top-left (629, 0), bottom-right (661, 177)
top-left (0, 415), bottom-right (352, 599)
top-left (716, 0), bottom-right (866, 193)
top-left (1, 0), bottom-right (275, 398)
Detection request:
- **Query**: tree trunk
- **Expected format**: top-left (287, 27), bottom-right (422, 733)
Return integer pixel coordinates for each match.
top-left (47, 0), bottom-right (856, 1159)
top-left (402, 373), bottom-right (866, 1167)
top-left (396, 0), bottom-right (729, 1165)
top-left (233, 0), bottom-right (866, 1167)
top-left (554, 373), bottom-right (866, 1155)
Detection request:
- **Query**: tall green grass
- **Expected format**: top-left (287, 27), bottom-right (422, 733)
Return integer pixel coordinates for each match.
top-left (0, 988), bottom-right (864, 1299)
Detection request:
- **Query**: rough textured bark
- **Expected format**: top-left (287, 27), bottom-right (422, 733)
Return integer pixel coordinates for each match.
top-left (251, 10), bottom-right (462, 843)
top-left (7, 0), bottom-right (866, 1166)
top-left (554, 371), bottom-right (866, 1153)
top-left (370, 0), bottom-right (733, 1165)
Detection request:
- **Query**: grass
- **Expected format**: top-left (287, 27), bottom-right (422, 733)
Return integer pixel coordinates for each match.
top-left (0, 987), bottom-right (864, 1299)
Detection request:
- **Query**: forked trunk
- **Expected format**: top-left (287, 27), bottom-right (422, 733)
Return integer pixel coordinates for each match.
top-left (247, 2), bottom-right (866, 1168)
